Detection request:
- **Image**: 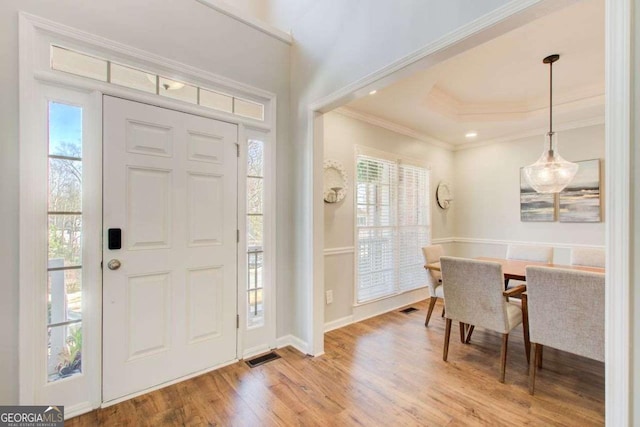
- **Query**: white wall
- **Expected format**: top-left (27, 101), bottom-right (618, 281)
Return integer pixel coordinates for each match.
top-left (0, 0), bottom-right (291, 404)
top-left (453, 124), bottom-right (605, 263)
top-left (323, 111), bottom-right (455, 324)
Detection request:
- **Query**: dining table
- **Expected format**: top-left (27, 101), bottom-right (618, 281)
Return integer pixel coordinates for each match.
top-left (424, 256), bottom-right (605, 362)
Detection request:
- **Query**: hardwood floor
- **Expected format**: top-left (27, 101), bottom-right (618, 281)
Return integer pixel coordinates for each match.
top-left (68, 299), bottom-right (604, 426)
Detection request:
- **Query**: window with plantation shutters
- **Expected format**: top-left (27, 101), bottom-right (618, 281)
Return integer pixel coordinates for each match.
top-left (355, 150), bottom-right (430, 304)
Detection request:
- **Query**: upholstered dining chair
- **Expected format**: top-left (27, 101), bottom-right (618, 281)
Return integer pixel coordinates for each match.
top-left (570, 247), bottom-right (605, 268)
top-left (525, 266), bottom-right (605, 394)
top-left (422, 244), bottom-right (444, 327)
top-left (440, 257), bottom-right (527, 383)
top-left (505, 244), bottom-right (553, 288)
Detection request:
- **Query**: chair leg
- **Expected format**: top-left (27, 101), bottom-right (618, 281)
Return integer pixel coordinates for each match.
top-left (536, 345), bottom-right (544, 369)
top-left (443, 318), bottom-right (452, 361)
top-left (459, 322), bottom-right (466, 343)
top-left (529, 343), bottom-right (539, 395)
top-left (504, 278), bottom-right (510, 289)
top-left (499, 333), bottom-right (509, 383)
top-left (522, 293), bottom-right (530, 364)
top-left (465, 325), bottom-right (475, 344)
top-left (441, 306), bottom-right (445, 318)
top-left (424, 297), bottom-right (438, 327)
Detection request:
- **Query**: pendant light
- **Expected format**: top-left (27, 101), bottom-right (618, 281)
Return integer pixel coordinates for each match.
top-left (523, 54), bottom-right (578, 193)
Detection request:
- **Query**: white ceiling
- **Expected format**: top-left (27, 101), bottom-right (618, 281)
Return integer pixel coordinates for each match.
top-left (344, 0), bottom-right (604, 147)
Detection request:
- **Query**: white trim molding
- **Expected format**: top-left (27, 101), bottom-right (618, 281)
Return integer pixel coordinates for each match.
top-left (335, 107), bottom-right (454, 151)
top-left (449, 237), bottom-right (605, 250)
top-left (195, 0), bottom-right (292, 44)
top-left (454, 116), bottom-right (605, 152)
top-left (21, 12), bottom-right (277, 102)
top-left (604, 0), bottom-right (632, 424)
top-left (334, 107), bottom-right (604, 154)
top-left (324, 315), bottom-right (354, 333)
top-left (276, 335), bottom-right (311, 356)
top-left (323, 246), bottom-right (355, 256)
top-left (407, 237), bottom-right (605, 251)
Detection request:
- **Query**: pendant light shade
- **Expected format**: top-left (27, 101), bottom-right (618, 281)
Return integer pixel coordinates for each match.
top-left (523, 54), bottom-right (578, 193)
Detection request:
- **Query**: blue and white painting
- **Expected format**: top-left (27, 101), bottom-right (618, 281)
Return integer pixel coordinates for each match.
top-left (520, 168), bottom-right (555, 222)
top-left (559, 159), bottom-right (601, 223)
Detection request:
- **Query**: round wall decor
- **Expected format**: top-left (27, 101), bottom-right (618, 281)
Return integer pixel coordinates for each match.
top-left (436, 181), bottom-right (454, 209)
top-left (323, 159), bottom-right (348, 203)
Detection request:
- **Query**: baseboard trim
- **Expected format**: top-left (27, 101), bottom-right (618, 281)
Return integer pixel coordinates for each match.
top-left (64, 401), bottom-right (96, 420)
top-left (324, 315), bottom-right (354, 332)
top-left (353, 289), bottom-right (429, 324)
top-left (276, 334), bottom-right (310, 355)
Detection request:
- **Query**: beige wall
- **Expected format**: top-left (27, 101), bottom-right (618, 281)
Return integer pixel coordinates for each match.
top-left (453, 124), bottom-right (605, 264)
top-left (323, 118), bottom-right (605, 325)
top-left (323, 111), bottom-right (455, 324)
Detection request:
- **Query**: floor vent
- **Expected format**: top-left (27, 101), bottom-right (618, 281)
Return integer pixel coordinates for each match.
top-left (400, 307), bottom-right (418, 314)
top-left (246, 351), bottom-right (281, 368)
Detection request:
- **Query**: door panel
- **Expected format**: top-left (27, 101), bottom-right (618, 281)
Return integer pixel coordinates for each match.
top-left (102, 96), bottom-right (238, 402)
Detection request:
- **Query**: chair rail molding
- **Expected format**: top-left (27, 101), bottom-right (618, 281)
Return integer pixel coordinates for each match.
top-left (323, 246), bottom-right (355, 256)
top-left (449, 237), bottom-right (604, 250)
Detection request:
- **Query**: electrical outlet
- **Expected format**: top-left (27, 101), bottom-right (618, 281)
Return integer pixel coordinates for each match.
top-left (325, 290), bottom-right (333, 305)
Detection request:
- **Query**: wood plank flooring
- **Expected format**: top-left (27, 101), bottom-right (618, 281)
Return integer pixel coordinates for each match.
top-left (68, 299), bottom-right (604, 426)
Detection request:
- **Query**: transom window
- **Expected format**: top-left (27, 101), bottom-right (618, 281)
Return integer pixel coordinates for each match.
top-left (355, 152), bottom-right (430, 304)
top-left (50, 45), bottom-right (265, 121)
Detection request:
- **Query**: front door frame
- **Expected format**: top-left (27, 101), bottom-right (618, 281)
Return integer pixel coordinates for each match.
top-left (18, 12), bottom-right (278, 417)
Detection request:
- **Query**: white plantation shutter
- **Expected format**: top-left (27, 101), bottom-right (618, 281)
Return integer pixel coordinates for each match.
top-left (355, 152), bottom-right (430, 304)
top-left (397, 164), bottom-right (430, 292)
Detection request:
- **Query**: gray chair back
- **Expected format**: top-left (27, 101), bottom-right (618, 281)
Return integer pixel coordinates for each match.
top-left (422, 245), bottom-right (444, 295)
top-left (570, 247), bottom-right (605, 268)
top-left (526, 266), bottom-right (604, 362)
top-left (506, 244), bottom-right (553, 263)
top-left (440, 257), bottom-right (511, 334)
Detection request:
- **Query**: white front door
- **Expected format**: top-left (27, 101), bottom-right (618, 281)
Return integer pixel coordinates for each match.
top-left (102, 96), bottom-right (238, 402)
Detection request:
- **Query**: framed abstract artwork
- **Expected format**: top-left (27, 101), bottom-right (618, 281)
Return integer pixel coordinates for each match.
top-left (520, 168), bottom-right (555, 222)
top-left (559, 159), bottom-right (602, 222)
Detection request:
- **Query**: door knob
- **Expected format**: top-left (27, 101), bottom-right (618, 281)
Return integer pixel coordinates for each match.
top-left (107, 259), bottom-right (121, 270)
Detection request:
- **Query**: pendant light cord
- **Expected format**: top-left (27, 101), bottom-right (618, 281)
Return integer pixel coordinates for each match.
top-left (549, 59), bottom-right (553, 135)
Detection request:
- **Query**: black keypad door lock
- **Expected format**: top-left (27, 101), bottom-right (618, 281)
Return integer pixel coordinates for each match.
top-left (108, 228), bottom-right (122, 250)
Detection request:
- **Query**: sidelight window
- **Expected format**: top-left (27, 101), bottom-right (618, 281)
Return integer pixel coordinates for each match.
top-left (47, 101), bottom-right (84, 382)
top-left (246, 139), bottom-right (265, 328)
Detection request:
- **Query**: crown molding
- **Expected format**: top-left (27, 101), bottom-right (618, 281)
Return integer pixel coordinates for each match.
top-left (454, 115), bottom-right (605, 151)
top-left (335, 106), bottom-right (603, 153)
top-left (195, 0), bottom-right (292, 45)
top-left (426, 84), bottom-right (605, 123)
top-left (334, 107), bottom-right (455, 151)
